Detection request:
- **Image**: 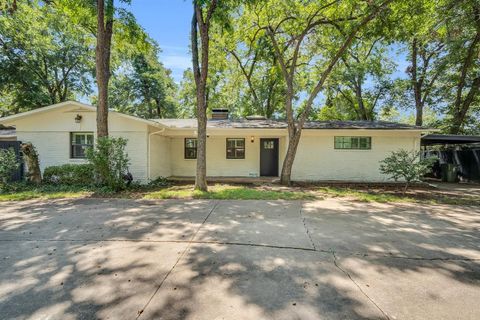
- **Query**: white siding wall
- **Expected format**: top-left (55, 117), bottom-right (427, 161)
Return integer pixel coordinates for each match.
top-left (166, 131), bottom-right (421, 181)
top-left (149, 134), bottom-right (171, 179)
top-left (16, 131), bottom-right (149, 182)
top-left (4, 102), bottom-right (423, 183)
top-left (169, 135), bottom-right (286, 177)
top-left (111, 131), bottom-right (148, 182)
top-left (11, 104), bottom-right (150, 182)
top-left (291, 131), bottom-right (421, 181)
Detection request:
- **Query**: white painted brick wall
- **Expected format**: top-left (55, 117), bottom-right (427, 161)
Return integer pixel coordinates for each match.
top-left (16, 131), bottom-right (149, 182)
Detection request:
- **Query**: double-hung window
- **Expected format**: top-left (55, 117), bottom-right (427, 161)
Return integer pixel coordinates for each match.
top-left (184, 138), bottom-right (197, 159)
top-left (226, 138), bottom-right (245, 159)
top-left (334, 136), bottom-right (371, 150)
top-left (71, 132), bottom-right (94, 158)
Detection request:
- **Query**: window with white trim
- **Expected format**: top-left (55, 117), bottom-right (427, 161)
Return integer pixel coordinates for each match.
top-left (184, 138), bottom-right (197, 159)
top-left (70, 132), bottom-right (94, 158)
top-left (226, 138), bottom-right (245, 159)
top-left (334, 136), bottom-right (371, 150)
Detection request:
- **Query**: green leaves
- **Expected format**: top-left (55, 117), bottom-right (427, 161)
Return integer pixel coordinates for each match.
top-left (379, 149), bottom-right (437, 186)
top-left (43, 164), bottom-right (95, 185)
top-left (325, 36), bottom-right (395, 120)
top-left (86, 137), bottom-right (130, 191)
top-left (0, 0), bottom-right (93, 112)
top-left (0, 148), bottom-right (19, 184)
top-left (109, 47), bottom-right (179, 119)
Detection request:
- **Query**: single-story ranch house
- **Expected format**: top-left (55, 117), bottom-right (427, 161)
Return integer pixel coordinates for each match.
top-left (0, 101), bottom-right (429, 183)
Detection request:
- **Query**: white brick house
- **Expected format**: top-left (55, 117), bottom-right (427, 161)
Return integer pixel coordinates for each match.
top-left (0, 101), bottom-right (427, 183)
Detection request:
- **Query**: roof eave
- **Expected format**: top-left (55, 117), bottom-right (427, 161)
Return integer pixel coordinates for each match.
top-left (160, 126), bottom-right (433, 131)
top-left (0, 101), bottom-right (168, 129)
top-left (0, 101), bottom-right (96, 124)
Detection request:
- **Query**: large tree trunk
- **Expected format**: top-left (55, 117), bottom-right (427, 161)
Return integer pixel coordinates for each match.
top-left (449, 5), bottom-right (480, 133)
top-left (411, 38), bottom-right (424, 127)
top-left (449, 76), bottom-right (480, 134)
top-left (191, 0), bottom-right (217, 191)
top-left (95, 0), bottom-right (114, 138)
top-left (20, 143), bottom-right (41, 184)
top-left (196, 92), bottom-right (208, 191)
top-left (280, 130), bottom-right (301, 185)
top-left (354, 82), bottom-right (369, 120)
top-left (155, 98), bottom-right (161, 118)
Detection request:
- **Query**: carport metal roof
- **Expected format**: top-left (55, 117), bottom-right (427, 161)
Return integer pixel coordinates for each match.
top-left (421, 134), bottom-right (480, 146)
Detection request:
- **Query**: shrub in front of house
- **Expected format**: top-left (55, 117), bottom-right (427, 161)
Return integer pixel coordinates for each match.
top-left (148, 176), bottom-right (170, 188)
top-left (379, 149), bottom-right (437, 193)
top-left (0, 148), bottom-right (19, 185)
top-left (86, 137), bottom-right (130, 191)
top-left (43, 164), bottom-right (94, 185)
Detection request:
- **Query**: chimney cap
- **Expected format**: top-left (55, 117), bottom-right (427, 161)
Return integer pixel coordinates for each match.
top-left (246, 115), bottom-right (267, 120)
top-left (210, 108), bottom-right (229, 120)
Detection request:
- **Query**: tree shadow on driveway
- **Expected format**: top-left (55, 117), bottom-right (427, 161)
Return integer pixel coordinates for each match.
top-left (0, 197), bottom-right (479, 319)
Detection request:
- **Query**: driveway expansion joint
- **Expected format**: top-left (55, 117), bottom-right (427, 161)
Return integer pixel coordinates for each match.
top-left (300, 201), bottom-right (316, 251)
top-left (2, 239), bottom-right (479, 262)
top-left (331, 250), bottom-right (391, 320)
top-left (136, 200), bottom-right (219, 319)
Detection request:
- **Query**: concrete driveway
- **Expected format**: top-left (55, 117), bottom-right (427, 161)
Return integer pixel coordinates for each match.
top-left (0, 198), bottom-right (479, 320)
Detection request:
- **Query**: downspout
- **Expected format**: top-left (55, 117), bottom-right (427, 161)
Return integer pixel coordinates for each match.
top-left (147, 127), bottom-right (166, 181)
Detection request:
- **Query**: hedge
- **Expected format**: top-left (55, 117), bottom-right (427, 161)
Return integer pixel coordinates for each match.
top-left (43, 164), bottom-right (94, 185)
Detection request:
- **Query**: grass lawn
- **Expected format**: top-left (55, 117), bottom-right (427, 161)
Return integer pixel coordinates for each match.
top-left (0, 184), bottom-right (93, 201)
top-left (1, 182), bottom-right (478, 205)
top-left (318, 187), bottom-right (415, 203)
top-left (143, 184), bottom-right (315, 200)
top-left (0, 190), bottom-right (90, 201)
top-left (317, 186), bottom-right (480, 206)
top-left (0, 183), bottom-right (315, 202)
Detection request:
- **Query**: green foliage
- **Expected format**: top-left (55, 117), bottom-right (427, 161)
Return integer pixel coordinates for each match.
top-left (1, 0), bottom-right (479, 135)
top-left (148, 176), bottom-right (170, 188)
top-left (379, 150), bottom-right (437, 190)
top-left (316, 104), bottom-right (349, 121)
top-left (0, 0), bottom-right (93, 114)
top-left (379, 105), bottom-right (440, 127)
top-left (178, 3), bottom-right (287, 120)
top-left (0, 0), bottom-right (167, 116)
top-left (440, 0), bottom-right (480, 133)
top-left (0, 148), bottom-right (19, 184)
top-left (326, 37), bottom-right (395, 120)
top-left (177, 69), bottom-right (197, 118)
top-left (86, 137), bottom-right (130, 191)
top-left (215, 15), bottom-right (285, 119)
top-left (43, 164), bottom-right (94, 185)
top-left (109, 45), bottom-right (178, 119)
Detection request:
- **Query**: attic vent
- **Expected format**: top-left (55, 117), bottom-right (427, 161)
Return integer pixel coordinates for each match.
top-left (211, 108), bottom-right (229, 120)
top-left (246, 115), bottom-right (266, 120)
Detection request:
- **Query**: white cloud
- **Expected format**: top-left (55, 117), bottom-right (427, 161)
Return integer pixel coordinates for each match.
top-left (160, 52), bottom-right (191, 83)
top-left (161, 54), bottom-right (192, 70)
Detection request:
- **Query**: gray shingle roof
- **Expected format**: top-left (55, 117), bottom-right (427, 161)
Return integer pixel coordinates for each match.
top-left (151, 118), bottom-right (425, 130)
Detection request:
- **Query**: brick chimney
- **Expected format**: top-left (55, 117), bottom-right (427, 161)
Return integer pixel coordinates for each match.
top-left (210, 108), bottom-right (229, 120)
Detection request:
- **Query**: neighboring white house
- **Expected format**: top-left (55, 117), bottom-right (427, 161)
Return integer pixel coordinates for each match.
top-left (0, 101), bottom-right (428, 183)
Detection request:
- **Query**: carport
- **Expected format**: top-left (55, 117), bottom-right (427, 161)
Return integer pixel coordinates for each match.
top-left (421, 134), bottom-right (480, 146)
top-left (421, 134), bottom-right (480, 182)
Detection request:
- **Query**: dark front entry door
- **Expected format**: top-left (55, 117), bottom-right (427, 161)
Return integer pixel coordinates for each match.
top-left (260, 138), bottom-right (279, 176)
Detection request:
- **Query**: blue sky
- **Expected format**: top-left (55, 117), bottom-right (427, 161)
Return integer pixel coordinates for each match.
top-left (127, 0), bottom-right (193, 83)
